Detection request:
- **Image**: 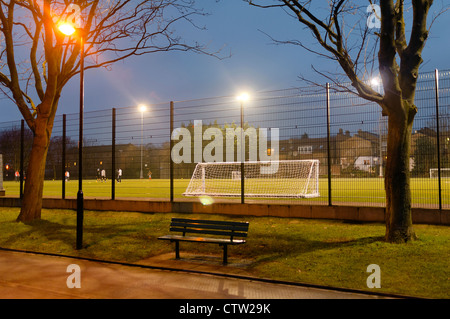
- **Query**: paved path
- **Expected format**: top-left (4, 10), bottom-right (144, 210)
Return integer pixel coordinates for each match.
top-left (0, 249), bottom-right (391, 300)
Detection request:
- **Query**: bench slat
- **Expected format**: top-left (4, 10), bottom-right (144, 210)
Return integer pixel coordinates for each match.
top-left (158, 235), bottom-right (246, 245)
top-left (170, 221), bottom-right (249, 232)
top-left (170, 227), bottom-right (247, 238)
top-left (171, 218), bottom-right (249, 228)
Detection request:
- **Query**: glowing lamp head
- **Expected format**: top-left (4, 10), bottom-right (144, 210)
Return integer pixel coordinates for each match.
top-left (237, 93), bottom-right (250, 101)
top-left (370, 77), bottom-right (381, 87)
top-left (139, 104), bottom-right (147, 113)
top-left (58, 22), bottom-right (76, 36)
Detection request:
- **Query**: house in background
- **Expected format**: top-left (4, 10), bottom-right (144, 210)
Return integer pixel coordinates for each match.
top-left (279, 128), bottom-right (385, 176)
top-left (354, 156), bottom-right (380, 173)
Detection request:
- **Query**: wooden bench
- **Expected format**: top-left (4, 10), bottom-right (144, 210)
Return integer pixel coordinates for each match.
top-left (158, 218), bottom-right (249, 264)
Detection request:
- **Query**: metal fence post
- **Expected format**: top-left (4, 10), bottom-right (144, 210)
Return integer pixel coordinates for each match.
top-left (20, 119), bottom-right (24, 199)
top-left (326, 83), bottom-right (332, 206)
top-left (170, 101), bottom-right (174, 202)
top-left (112, 108), bottom-right (116, 200)
top-left (62, 114), bottom-right (66, 199)
top-left (434, 69), bottom-right (442, 210)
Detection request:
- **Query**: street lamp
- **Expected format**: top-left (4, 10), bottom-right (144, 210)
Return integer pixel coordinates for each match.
top-left (58, 22), bottom-right (85, 250)
top-left (237, 93), bottom-right (249, 204)
top-left (58, 23), bottom-right (76, 36)
top-left (139, 104), bottom-right (148, 179)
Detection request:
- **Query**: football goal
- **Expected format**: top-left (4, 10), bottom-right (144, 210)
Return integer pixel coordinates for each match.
top-left (429, 168), bottom-right (450, 178)
top-left (183, 160), bottom-right (319, 198)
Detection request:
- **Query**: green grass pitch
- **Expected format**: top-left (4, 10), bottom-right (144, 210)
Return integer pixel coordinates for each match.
top-left (2, 177), bottom-right (449, 206)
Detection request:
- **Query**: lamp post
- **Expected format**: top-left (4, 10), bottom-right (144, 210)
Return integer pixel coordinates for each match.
top-left (58, 22), bottom-right (85, 250)
top-left (139, 104), bottom-right (147, 179)
top-left (237, 93), bottom-right (249, 204)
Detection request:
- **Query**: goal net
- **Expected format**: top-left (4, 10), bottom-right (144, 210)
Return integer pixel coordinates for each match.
top-left (183, 160), bottom-right (319, 198)
top-left (429, 168), bottom-right (450, 178)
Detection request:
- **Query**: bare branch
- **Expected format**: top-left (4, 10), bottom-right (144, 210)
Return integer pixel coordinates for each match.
top-left (0, 0), bottom-right (35, 130)
top-left (0, 0), bottom-right (221, 130)
top-left (399, 0), bottom-right (433, 100)
top-left (250, 1), bottom-right (384, 106)
top-left (57, 0), bottom-right (222, 88)
top-left (395, 0), bottom-right (407, 55)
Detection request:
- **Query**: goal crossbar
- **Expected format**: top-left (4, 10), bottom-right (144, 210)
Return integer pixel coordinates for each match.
top-left (429, 168), bottom-right (450, 178)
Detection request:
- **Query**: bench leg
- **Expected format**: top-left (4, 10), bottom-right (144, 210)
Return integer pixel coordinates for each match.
top-left (222, 244), bottom-right (228, 265)
top-left (175, 241), bottom-right (180, 259)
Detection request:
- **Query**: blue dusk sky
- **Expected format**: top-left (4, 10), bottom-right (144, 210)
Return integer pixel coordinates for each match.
top-left (1, 0), bottom-right (450, 123)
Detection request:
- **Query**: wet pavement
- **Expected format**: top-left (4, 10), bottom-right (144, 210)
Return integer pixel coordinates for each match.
top-left (0, 249), bottom-right (395, 300)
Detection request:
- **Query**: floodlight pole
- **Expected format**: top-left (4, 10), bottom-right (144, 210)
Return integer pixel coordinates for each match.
top-left (240, 100), bottom-right (245, 204)
top-left (140, 110), bottom-right (144, 179)
top-left (76, 32), bottom-right (85, 250)
top-left (170, 101), bottom-right (174, 202)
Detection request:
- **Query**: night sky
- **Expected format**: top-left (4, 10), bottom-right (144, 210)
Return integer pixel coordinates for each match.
top-left (1, 1), bottom-right (449, 123)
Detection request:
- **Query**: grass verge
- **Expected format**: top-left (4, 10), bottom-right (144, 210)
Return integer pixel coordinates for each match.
top-left (0, 207), bottom-right (449, 298)
top-left (3, 177), bottom-right (450, 205)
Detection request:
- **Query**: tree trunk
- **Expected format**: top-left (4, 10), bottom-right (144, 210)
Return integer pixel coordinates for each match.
top-left (384, 100), bottom-right (417, 243)
top-left (16, 116), bottom-right (52, 223)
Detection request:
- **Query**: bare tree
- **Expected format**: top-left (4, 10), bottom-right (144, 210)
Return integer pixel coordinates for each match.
top-left (0, 0), bottom-right (216, 222)
top-left (247, 0), bottom-right (444, 242)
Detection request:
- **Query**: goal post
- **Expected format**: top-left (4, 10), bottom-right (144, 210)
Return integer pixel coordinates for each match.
top-left (429, 168), bottom-right (450, 178)
top-left (183, 160), bottom-right (320, 198)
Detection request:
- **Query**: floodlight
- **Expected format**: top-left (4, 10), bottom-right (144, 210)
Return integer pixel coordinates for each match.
top-left (237, 93), bottom-right (250, 101)
top-left (370, 77), bottom-right (381, 87)
top-left (139, 104), bottom-right (147, 113)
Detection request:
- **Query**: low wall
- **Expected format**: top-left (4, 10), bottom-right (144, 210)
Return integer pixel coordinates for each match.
top-left (1, 197), bottom-right (449, 225)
